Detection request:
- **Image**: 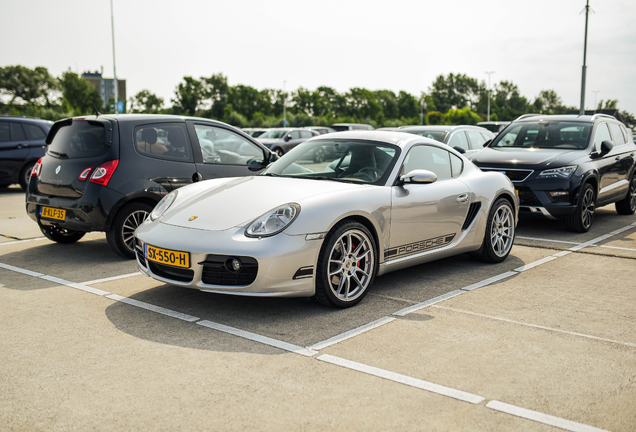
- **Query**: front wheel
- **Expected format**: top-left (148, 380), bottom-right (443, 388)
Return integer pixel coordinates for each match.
top-left (565, 183), bottom-right (595, 233)
top-left (40, 226), bottom-right (86, 244)
top-left (615, 175), bottom-right (636, 215)
top-left (272, 147), bottom-right (285, 157)
top-left (470, 198), bottom-right (515, 263)
top-left (106, 202), bottom-right (153, 259)
top-left (313, 221), bottom-right (376, 308)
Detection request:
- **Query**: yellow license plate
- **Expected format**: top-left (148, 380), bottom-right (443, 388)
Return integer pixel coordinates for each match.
top-left (145, 244), bottom-right (190, 268)
top-left (41, 206), bottom-right (66, 221)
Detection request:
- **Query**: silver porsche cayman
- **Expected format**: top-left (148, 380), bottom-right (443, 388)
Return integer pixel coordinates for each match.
top-left (134, 131), bottom-right (518, 308)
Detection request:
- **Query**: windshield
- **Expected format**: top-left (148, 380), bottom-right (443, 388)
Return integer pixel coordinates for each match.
top-left (258, 129), bottom-right (289, 139)
top-left (491, 122), bottom-right (592, 149)
top-left (262, 139), bottom-right (400, 184)
top-left (47, 120), bottom-right (107, 159)
top-left (406, 130), bottom-right (448, 142)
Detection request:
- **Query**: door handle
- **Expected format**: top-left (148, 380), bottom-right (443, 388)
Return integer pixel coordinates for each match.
top-left (456, 193), bottom-right (469, 203)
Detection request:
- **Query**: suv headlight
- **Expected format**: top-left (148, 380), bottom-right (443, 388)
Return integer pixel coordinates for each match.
top-left (150, 190), bottom-right (178, 221)
top-left (536, 166), bottom-right (577, 180)
top-left (245, 203), bottom-right (300, 237)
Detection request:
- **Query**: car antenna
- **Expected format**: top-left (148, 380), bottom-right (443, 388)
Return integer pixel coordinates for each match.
top-left (92, 104), bottom-right (101, 118)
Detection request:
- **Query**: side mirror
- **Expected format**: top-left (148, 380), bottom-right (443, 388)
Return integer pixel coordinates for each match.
top-left (452, 146), bottom-right (466, 154)
top-left (400, 169), bottom-right (437, 184)
top-left (284, 134), bottom-right (292, 142)
top-left (483, 139), bottom-right (493, 147)
top-left (600, 140), bottom-right (613, 157)
top-left (268, 151), bottom-right (280, 163)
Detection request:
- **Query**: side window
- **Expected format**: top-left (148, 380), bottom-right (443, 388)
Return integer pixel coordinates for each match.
top-left (0, 121), bottom-right (10, 142)
top-left (194, 124), bottom-right (264, 165)
top-left (402, 145), bottom-right (452, 181)
top-left (466, 130), bottom-right (487, 149)
top-left (135, 124), bottom-right (192, 161)
top-left (300, 130), bottom-right (313, 139)
top-left (289, 130), bottom-right (300, 139)
top-left (447, 131), bottom-right (469, 151)
top-left (593, 123), bottom-right (612, 152)
top-left (10, 123), bottom-right (26, 141)
top-left (480, 132), bottom-right (492, 142)
top-left (24, 123), bottom-right (47, 140)
top-left (450, 153), bottom-right (463, 178)
top-left (619, 125), bottom-right (629, 143)
top-left (608, 123), bottom-right (626, 145)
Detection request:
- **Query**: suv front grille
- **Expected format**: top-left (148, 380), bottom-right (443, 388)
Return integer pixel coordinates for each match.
top-left (481, 168), bottom-right (533, 182)
top-left (200, 255), bottom-right (258, 286)
top-left (516, 186), bottom-right (542, 206)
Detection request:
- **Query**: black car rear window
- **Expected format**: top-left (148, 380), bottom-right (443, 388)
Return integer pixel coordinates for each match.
top-left (47, 120), bottom-right (107, 159)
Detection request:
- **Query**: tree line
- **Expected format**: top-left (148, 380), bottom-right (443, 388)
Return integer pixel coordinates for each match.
top-left (1, 65), bottom-right (634, 128)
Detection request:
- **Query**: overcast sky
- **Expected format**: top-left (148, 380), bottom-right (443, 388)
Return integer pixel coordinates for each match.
top-left (2, 0), bottom-right (635, 116)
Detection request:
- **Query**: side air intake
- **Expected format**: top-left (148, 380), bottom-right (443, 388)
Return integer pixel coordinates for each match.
top-left (462, 202), bottom-right (482, 230)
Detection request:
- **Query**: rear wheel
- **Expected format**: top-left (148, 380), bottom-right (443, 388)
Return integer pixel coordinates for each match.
top-left (40, 226), bottom-right (86, 244)
top-left (272, 147), bottom-right (284, 157)
top-left (19, 162), bottom-right (35, 191)
top-left (615, 175), bottom-right (636, 215)
top-left (313, 221), bottom-right (376, 308)
top-left (106, 202), bottom-right (153, 259)
top-left (470, 198), bottom-right (515, 263)
top-left (565, 183), bottom-right (595, 233)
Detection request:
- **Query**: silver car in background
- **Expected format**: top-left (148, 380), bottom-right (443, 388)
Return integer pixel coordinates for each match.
top-left (134, 131), bottom-right (518, 308)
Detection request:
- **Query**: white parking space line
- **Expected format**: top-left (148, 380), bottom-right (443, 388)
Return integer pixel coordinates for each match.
top-left (369, 293), bottom-right (419, 304)
top-left (569, 234), bottom-right (614, 251)
top-left (197, 320), bottom-right (319, 357)
top-left (39, 275), bottom-right (110, 296)
top-left (460, 271), bottom-right (518, 292)
top-left (80, 272), bottom-right (142, 285)
top-left (600, 245), bottom-right (636, 252)
top-left (514, 256), bottom-right (559, 272)
top-left (553, 250), bottom-right (573, 257)
top-left (310, 317), bottom-right (396, 351)
top-left (0, 262), bottom-right (44, 277)
top-left (106, 294), bottom-right (199, 322)
top-left (0, 237), bottom-right (47, 246)
top-left (516, 236), bottom-right (582, 245)
top-left (433, 306), bottom-right (636, 348)
top-left (393, 290), bottom-right (466, 317)
top-left (486, 400), bottom-right (610, 432)
top-left (318, 354), bottom-right (485, 404)
top-left (609, 225), bottom-right (636, 235)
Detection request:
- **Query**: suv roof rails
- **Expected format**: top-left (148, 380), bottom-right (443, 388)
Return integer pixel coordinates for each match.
top-left (515, 114), bottom-right (540, 121)
top-left (591, 113), bottom-right (615, 121)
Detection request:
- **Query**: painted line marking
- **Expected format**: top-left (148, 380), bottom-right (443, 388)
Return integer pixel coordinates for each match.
top-left (197, 320), bottom-right (318, 357)
top-left (318, 354), bottom-right (485, 404)
top-left (486, 400), bottom-right (610, 432)
top-left (609, 225), bottom-right (635, 235)
top-left (433, 305), bottom-right (636, 348)
top-left (0, 262), bottom-right (44, 277)
top-left (39, 275), bottom-right (110, 296)
top-left (553, 250), bottom-right (573, 257)
top-left (310, 317), bottom-right (396, 351)
top-left (569, 234), bottom-right (613, 251)
top-left (106, 294), bottom-right (199, 322)
top-left (461, 271), bottom-right (518, 291)
top-left (369, 293), bottom-right (419, 304)
top-left (393, 290), bottom-right (465, 317)
top-left (516, 236), bottom-right (582, 245)
top-left (80, 272), bottom-right (142, 285)
top-left (0, 237), bottom-right (47, 246)
top-left (600, 245), bottom-right (636, 252)
top-left (514, 256), bottom-right (559, 272)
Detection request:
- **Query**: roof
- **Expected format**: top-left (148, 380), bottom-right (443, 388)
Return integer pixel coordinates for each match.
top-left (565, 109), bottom-right (624, 123)
top-left (515, 113), bottom-right (620, 123)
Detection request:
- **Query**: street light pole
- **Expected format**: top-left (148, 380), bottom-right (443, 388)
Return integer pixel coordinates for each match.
top-left (592, 90), bottom-right (600, 110)
top-left (579, 0), bottom-right (590, 114)
top-left (485, 71), bottom-right (495, 121)
top-left (110, 0), bottom-right (118, 113)
top-left (283, 80), bottom-right (287, 126)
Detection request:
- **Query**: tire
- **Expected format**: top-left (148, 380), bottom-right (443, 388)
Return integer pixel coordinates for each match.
top-left (312, 148), bottom-right (325, 163)
top-left (564, 183), bottom-right (595, 233)
top-left (106, 202), bottom-right (153, 259)
top-left (615, 175), bottom-right (636, 215)
top-left (19, 162), bottom-right (36, 191)
top-left (313, 221), bottom-right (377, 308)
top-left (273, 147), bottom-right (284, 157)
top-left (40, 225), bottom-right (86, 244)
top-left (470, 198), bottom-right (515, 263)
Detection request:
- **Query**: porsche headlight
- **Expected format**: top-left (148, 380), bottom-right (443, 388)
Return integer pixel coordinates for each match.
top-left (536, 165), bottom-right (577, 180)
top-left (245, 203), bottom-right (300, 237)
top-left (150, 190), bottom-right (178, 221)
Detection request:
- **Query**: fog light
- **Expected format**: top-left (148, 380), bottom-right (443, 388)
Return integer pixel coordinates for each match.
top-left (549, 191), bottom-right (569, 197)
top-left (226, 258), bottom-right (242, 273)
top-left (548, 191), bottom-right (570, 203)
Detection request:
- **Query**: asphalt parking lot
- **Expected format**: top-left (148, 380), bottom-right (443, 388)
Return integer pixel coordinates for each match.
top-left (1, 184), bottom-right (635, 431)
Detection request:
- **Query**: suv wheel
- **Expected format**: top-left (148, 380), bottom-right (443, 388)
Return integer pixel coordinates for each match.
top-left (615, 175), bottom-right (636, 215)
top-left (19, 162), bottom-right (35, 191)
top-left (565, 183), bottom-right (595, 233)
top-left (107, 202), bottom-right (153, 259)
top-left (40, 226), bottom-right (86, 244)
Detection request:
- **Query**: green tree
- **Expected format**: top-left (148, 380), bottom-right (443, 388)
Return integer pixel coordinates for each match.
top-left (597, 99), bottom-right (618, 110)
top-left (446, 107), bottom-right (481, 125)
top-left (130, 89), bottom-right (163, 113)
top-left (429, 73), bottom-right (480, 113)
top-left (427, 111), bottom-right (445, 125)
top-left (492, 81), bottom-right (530, 120)
top-left (171, 76), bottom-right (204, 116)
top-left (202, 73), bottom-right (230, 119)
top-left (397, 91), bottom-right (419, 119)
top-left (0, 65), bottom-right (59, 106)
top-left (58, 70), bottom-right (102, 114)
top-left (533, 90), bottom-right (566, 114)
top-left (375, 90), bottom-right (399, 119)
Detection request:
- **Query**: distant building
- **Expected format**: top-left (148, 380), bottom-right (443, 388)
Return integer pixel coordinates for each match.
top-left (81, 71), bottom-right (126, 110)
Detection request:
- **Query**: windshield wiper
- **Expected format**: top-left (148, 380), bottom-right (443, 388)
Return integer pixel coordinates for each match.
top-left (48, 150), bottom-right (68, 159)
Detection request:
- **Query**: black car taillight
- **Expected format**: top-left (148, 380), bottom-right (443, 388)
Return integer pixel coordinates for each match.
top-left (89, 160), bottom-right (119, 186)
top-left (78, 167), bottom-right (93, 181)
top-left (31, 157), bottom-right (43, 177)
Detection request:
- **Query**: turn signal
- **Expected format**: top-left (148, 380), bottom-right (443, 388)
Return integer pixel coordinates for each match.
top-left (89, 160), bottom-right (119, 186)
top-left (78, 167), bottom-right (93, 181)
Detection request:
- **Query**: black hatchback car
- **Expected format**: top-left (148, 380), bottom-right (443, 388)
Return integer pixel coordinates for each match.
top-left (26, 114), bottom-right (277, 258)
top-left (470, 114), bottom-right (636, 232)
top-left (0, 116), bottom-right (53, 190)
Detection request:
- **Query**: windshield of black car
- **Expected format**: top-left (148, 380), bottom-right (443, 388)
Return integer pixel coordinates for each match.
top-left (47, 120), bottom-right (107, 159)
top-left (262, 140), bottom-right (400, 185)
top-left (258, 129), bottom-right (289, 139)
top-left (491, 122), bottom-right (592, 149)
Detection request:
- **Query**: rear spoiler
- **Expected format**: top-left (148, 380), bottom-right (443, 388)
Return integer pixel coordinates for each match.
top-left (45, 117), bottom-right (114, 146)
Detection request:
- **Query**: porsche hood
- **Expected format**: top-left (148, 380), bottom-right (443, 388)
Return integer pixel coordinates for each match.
top-left (160, 176), bottom-right (363, 232)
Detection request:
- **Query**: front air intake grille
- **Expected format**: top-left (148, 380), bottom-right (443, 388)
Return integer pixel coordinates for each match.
top-left (136, 250), bottom-right (147, 268)
top-left (462, 202), bottom-right (482, 230)
top-left (481, 168), bottom-right (533, 182)
top-left (516, 186), bottom-right (542, 206)
top-left (148, 261), bottom-right (194, 283)
top-left (200, 254), bottom-right (258, 286)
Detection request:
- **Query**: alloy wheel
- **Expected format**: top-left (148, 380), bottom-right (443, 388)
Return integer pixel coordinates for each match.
top-left (327, 229), bottom-right (374, 302)
top-left (581, 187), bottom-right (595, 229)
top-left (122, 210), bottom-right (149, 253)
top-left (490, 203), bottom-right (514, 257)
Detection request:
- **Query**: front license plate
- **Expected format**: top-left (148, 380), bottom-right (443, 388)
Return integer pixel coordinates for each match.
top-left (40, 206), bottom-right (66, 221)
top-left (145, 244), bottom-right (190, 268)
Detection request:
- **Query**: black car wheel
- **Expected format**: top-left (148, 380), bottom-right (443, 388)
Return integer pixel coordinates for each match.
top-left (40, 225), bottom-right (86, 244)
top-left (470, 198), bottom-right (515, 263)
top-left (565, 183), bottom-right (595, 233)
top-left (19, 162), bottom-right (35, 191)
top-left (313, 221), bottom-right (376, 308)
top-left (107, 202), bottom-right (153, 259)
top-left (312, 148), bottom-right (325, 163)
top-left (273, 147), bottom-right (284, 157)
top-left (615, 175), bottom-right (636, 215)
